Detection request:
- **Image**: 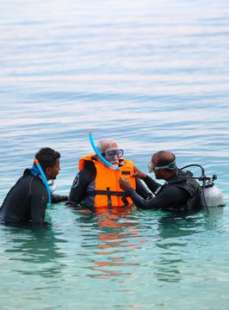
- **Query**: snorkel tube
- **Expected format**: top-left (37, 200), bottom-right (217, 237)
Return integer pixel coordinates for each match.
top-left (34, 159), bottom-right (52, 206)
top-left (89, 132), bottom-right (119, 170)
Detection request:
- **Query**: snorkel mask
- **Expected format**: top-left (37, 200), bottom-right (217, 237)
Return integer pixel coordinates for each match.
top-left (148, 159), bottom-right (177, 172)
top-left (103, 148), bottom-right (124, 166)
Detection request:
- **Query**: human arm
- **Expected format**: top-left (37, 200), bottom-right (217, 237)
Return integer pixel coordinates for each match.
top-left (131, 185), bottom-right (189, 210)
top-left (51, 194), bottom-right (68, 203)
top-left (135, 178), bottom-right (153, 199)
top-left (120, 178), bottom-right (189, 210)
top-left (133, 166), bottom-right (161, 193)
top-left (68, 162), bottom-right (96, 206)
top-left (141, 175), bottom-right (161, 193)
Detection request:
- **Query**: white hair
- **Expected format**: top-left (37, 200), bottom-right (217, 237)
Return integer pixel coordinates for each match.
top-left (97, 139), bottom-right (119, 153)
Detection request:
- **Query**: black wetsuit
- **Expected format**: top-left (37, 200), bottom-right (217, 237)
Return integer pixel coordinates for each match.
top-left (125, 170), bottom-right (202, 212)
top-left (0, 169), bottom-right (67, 226)
top-left (69, 161), bottom-right (151, 208)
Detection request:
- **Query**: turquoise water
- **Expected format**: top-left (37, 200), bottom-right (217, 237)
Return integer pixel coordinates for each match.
top-left (1, 0), bottom-right (229, 309)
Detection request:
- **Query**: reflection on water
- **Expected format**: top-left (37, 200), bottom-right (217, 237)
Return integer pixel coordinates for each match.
top-left (75, 207), bottom-right (142, 279)
top-left (2, 226), bottom-right (66, 278)
top-left (154, 214), bottom-right (203, 283)
top-left (0, 204), bottom-right (229, 308)
top-left (153, 208), bottom-right (226, 283)
top-left (1, 206), bottom-right (222, 285)
top-left (204, 206), bottom-right (225, 231)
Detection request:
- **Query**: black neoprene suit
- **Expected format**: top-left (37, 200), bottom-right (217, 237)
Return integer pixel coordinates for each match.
top-left (0, 169), bottom-right (67, 226)
top-left (124, 170), bottom-right (202, 212)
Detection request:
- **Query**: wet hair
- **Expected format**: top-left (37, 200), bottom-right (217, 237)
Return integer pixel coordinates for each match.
top-left (35, 147), bottom-right (60, 170)
top-left (152, 151), bottom-right (176, 169)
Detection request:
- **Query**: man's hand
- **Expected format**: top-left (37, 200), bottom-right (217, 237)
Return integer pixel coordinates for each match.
top-left (133, 166), bottom-right (147, 179)
top-left (119, 177), bottom-right (132, 191)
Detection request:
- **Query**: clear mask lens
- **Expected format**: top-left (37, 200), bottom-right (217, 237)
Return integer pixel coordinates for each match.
top-left (105, 149), bottom-right (124, 158)
top-left (148, 160), bottom-right (177, 172)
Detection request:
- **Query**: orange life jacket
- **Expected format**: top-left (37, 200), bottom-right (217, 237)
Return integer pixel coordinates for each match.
top-left (79, 154), bottom-right (136, 208)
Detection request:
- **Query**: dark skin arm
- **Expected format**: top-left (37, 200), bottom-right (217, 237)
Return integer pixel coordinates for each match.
top-left (131, 166), bottom-right (161, 193)
top-left (120, 166), bottom-right (174, 210)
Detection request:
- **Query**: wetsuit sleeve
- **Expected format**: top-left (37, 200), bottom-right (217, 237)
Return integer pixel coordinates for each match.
top-left (141, 175), bottom-right (161, 193)
top-left (51, 194), bottom-right (68, 203)
top-left (126, 185), bottom-right (189, 210)
top-left (68, 162), bottom-right (95, 206)
top-left (30, 180), bottom-right (46, 225)
top-left (135, 179), bottom-right (153, 199)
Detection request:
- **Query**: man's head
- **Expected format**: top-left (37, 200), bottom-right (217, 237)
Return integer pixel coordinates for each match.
top-left (35, 147), bottom-right (61, 180)
top-left (97, 139), bottom-right (124, 166)
top-left (149, 150), bottom-right (177, 180)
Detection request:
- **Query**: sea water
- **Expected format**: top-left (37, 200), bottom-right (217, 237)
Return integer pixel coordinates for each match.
top-left (0, 0), bottom-right (229, 309)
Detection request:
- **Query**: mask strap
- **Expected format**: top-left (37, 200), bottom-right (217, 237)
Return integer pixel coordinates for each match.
top-left (154, 160), bottom-right (177, 170)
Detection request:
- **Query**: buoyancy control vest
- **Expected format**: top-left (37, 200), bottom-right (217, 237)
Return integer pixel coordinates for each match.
top-left (176, 171), bottom-right (202, 211)
top-left (79, 154), bottom-right (136, 208)
top-left (157, 170), bottom-right (202, 212)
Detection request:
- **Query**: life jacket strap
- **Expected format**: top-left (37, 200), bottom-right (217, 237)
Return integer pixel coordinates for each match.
top-left (91, 189), bottom-right (129, 208)
top-left (91, 190), bottom-right (127, 197)
top-left (106, 187), bottom-right (112, 209)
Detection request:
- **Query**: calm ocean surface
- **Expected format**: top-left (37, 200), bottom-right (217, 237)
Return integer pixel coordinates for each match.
top-left (0, 0), bottom-right (229, 309)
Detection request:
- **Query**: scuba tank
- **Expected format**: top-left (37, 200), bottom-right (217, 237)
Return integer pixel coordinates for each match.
top-left (202, 175), bottom-right (224, 207)
top-left (181, 164), bottom-right (224, 209)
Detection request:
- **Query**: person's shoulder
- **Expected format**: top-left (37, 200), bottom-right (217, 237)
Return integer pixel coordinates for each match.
top-left (80, 160), bottom-right (96, 180)
top-left (84, 159), bottom-right (96, 170)
top-left (16, 169), bottom-right (34, 186)
top-left (29, 174), bottom-right (46, 195)
top-left (9, 170), bottom-right (43, 197)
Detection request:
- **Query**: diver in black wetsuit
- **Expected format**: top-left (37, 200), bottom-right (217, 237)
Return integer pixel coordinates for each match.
top-left (0, 148), bottom-right (68, 226)
top-left (119, 151), bottom-right (202, 213)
